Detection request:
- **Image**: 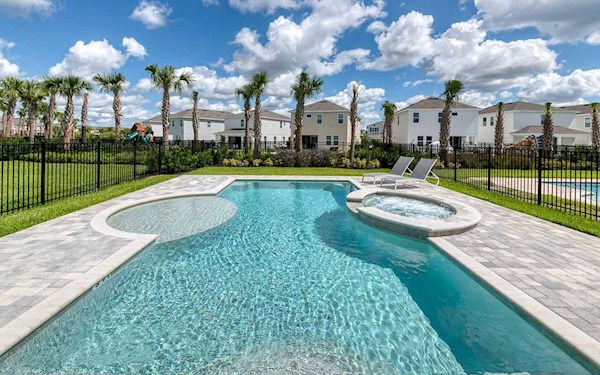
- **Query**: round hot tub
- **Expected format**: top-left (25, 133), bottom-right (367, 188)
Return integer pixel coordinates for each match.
top-left (363, 194), bottom-right (455, 221)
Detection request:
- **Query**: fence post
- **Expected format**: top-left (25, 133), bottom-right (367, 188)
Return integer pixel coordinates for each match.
top-left (453, 146), bottom-right (457, 182)
top-left (537, 147), bottom-right (543, 205)
top-left (96, 140), bottom-right (101, 189)
top-left (487, 146), bottom-right (492, 190)
top-left (133, 143), bottom-right (137, 179)
top-left (40, 141), bottom-right (46, 204)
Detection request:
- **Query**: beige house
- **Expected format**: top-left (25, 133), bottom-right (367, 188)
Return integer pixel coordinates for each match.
top-left (290, 100), bottom-right (360, 150)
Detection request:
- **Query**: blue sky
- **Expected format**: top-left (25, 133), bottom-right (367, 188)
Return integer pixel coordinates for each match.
top-left (0, 0), bottom-right (599, 126)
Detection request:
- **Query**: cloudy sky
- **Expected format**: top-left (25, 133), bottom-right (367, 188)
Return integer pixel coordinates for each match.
top-left (0, 0), bottom-right (599, 127)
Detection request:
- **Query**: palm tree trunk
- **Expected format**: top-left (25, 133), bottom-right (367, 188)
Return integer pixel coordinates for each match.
top-left (244, 99), bottom-right (250, 152)
top-left (162, 88), bottom-right (170, 151)
top-left (294, 97), bottom-right (304, 152)
top-left (46, 93), bottom-right (56, 140)
top-left (113, 93), bottom-right (122, 142)
top-left (3, 100), bottom-right (16, 138)
top-left (494, 107), bottom-right (504, 154)
top-left (63, 96), bottom-right (74, 145)
top-left (192, 96), bottom-right (199, 143)
top-left (80, 92), bottom-right (89, 142)
top-left (439, 106), bottom-right (451, 167)
top-left (1, 112), bottom-right (6, 139)
top-left (253, 97), bottom-right (262, 159)
top-left (592, 108), bottom-right (600, 149)
top-left (28, 103), bottom-right (37, 143)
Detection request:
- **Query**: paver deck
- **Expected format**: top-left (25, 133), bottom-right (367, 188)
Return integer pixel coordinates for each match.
top-left (1, 175), bottom-right (600, 365)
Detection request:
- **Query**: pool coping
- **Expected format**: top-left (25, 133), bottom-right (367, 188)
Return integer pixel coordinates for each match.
top-left (1, 175), bottom-right (600, 370)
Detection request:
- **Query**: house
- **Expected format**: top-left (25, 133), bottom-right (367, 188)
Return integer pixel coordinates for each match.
top-left (216, 109), bottom-right (291, 149)
top-left (366, 121), bottom-right (383, 141)
top-left (478, 102), bottom-right (588, 146)
top-left (142, 109), bottom-right (234, 141)
top-left (561, 104), bottom-right (596, 135)
top-left (290, 100), bottom-right (361, 150)
top-left (391, 97), bottom-right (479, 148)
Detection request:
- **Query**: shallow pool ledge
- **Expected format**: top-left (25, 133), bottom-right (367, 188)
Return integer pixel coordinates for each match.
top-left (346, 188), bottom-right (481, 238)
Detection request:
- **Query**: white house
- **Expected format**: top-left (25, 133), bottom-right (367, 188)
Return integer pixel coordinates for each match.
top-left (478, 102), bottom-right (589, 146)
top-left (391, 97), bottom-right (479, 147)
top-left (142, 109), bottom-right (234, 141)
top-left (217, 109), bottom-right (291, 148)
top-left (366, 121), bottom-right (383, 141)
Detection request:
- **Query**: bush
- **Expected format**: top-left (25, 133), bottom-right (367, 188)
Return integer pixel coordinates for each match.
top-left (252, 159), bottom-right (262, 167)
top-left (263, 158), bottom-right (274, 167)
top-left (147, 147), bottom-right (212, 174)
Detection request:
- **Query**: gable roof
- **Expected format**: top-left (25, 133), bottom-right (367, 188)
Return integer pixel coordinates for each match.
top-left (143, 108), bottom-right (234, 123)
top-left (367, 121), bottom-right (383, 128)
top-left (399, 97), bottom-right (480, 111)
top-left (511, 126), bottom-right (589, 135)
top-left (480, 101), bottom-right (575, 114)
top-left (302, 100), bottom-right (349, 112)
top-left (561, 104), bottom-right (595, 115)
top-left (226, 109), bottom-right (290, 121)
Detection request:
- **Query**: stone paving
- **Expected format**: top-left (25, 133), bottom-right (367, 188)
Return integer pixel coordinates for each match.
top-left (1, 175), bottom-right (600, 364)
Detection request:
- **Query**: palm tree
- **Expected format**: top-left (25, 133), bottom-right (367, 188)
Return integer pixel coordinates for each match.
top-left (249, 70), bottom-right (269, 159)
top-left (590, 103), bottom-right (600, 149)
top-left (349, 83), bottom-right (359, 161)
top-left (144, 65), bottom-right (194, 151)
top-left (19, 80), bottom-right (47, 143)
top-left (59, 75), bottom-right (92, 144)
top-left (291, 71), bottom-right (323, 151)
top-left (80, 91), bottom-right (90, 142)
top-left (0, 94), bottom-right (7, 137)
top-left (381, 101), bottom-right (396, 145)
top-left (235, 84), bottom-right (254, 152)
top-left (543, 102), bottom-right (554, 155)
top-left (42, 76), bottom-right (63, 140)
top-left (192, 91), bottom-right (200, 143)
top-left (17, 107), bottom-right (27, 136)
top-left (0, 77), bottom-right (23, 139)
top-left (494, 102), bottom-right (505, 153)
top-left (93, 72), bottom-right (126, 142)
top-left (440, 80), bottom-right (465, 167)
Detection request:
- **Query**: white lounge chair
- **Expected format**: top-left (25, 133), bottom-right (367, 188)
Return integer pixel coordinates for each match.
top-left (362, 156), bottom-right (414, 184)
top-left (380, 158), bottom-right (439, 189)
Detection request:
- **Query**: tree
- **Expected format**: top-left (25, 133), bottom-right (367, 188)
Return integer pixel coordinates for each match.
top-left (145, 65), bottom-right (194, 151)
top-left (192, 91), bottom-right (200, 142)
top-left (17, 107), bottom-right (27, 136)
top-left (235, 84), bottom-right (254, 152)
top-left (42, 76), bottom-right (63, 140)
top-left (494, 102), bottom-right (505, 153)
top-left (93, 72), bottom-right (126, 142)
top-left (59, 75), bottom-right (92, 144)
top-left (291, 71), bottom-right (323, 151)
top-left (381, 101), bottom-right (397, 145)
top-left (0, 77), bottom-right (23, 139)
top-left (80, 91), bottom-right (90, 142)
top-left (249, 70), bottom-right (269, 159)
top-left (19, 80), bottom-right (47, 143)
top-left (543, 102), bottom-right (554, 154)
top-left (440, 80), bottom-right (465, 167)
top-left (349, 83), bottom-right (359, 161)
top-left (0, 95), bottom-right (7, 137)
top-left (590, 103), bottom-right (600, 149)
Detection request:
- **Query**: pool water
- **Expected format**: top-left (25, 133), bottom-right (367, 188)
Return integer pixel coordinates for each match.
top-left (551, 182), bottom-right (599, 201)
top-left (0, 181), bottom-right (596, 374)
top-left (363, 194), bottom-right (455, 220)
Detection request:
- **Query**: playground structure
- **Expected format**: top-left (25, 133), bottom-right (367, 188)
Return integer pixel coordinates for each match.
top-left (126, 123), bottom-right (154, 145)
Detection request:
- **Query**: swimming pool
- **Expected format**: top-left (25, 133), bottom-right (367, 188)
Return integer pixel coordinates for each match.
top-left (363, 194), bottom-right (455, 220)
top-left (550, 181), bottom-right (599, 201)
top-left (0, 181), bottom-right (596, 374)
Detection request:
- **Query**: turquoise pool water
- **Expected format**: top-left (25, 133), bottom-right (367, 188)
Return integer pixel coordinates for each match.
top-left (550, 182), bottom-right (599, 201)
top-left (0, 181), bottom-right (596, 374)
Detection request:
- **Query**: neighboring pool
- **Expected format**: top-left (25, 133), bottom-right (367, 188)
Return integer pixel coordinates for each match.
top-left (550, 181), bottom-right (599, 201)
top-left (363, 194), bottom-right (455, 220)
top-left (0, 181), bottom-right (597, 374)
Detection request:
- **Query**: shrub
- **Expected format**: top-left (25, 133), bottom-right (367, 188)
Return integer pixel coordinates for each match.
top-left (263, 158), bottom-right (274, 167)
top-left (252, 159), bottom-right (262, 167)
top-left (368, 159), bottom-right (381, 169)
top-left (148, 147), bottom-right (212, 174)
top-left (341, 157), bottom-right (351, 168)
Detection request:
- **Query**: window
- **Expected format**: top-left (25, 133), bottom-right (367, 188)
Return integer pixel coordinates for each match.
top-left (413, 112), bottom-right (419, 123)
top-left (417, 136), bottom-right (424, 146)
top-left (171, 120), bottom-right (175, 126)
top-left (585, 117), bottom-right (591, 128)
top-left (337, 113), bottom-right (344, 124)
top-left (438, 113), bottom-right (442, 123)
top-left (326, 135), bottom-right (332, 145)
top-left (264, 136), bottom-right (267, 142)
top-left (371, 127), bottom-right (379, 133)
top-left (240, 119), bottom-right (244, 127)
top-left (452, 112), bottom-right (458, 116)
top-left (280, 121), bottom-right (283, 128)
top-left (483, 117), bottom-right (487, 126)
top-left (316, 114), bottom-right (323, 124)
top-left (541, 114), bottom-right (545, 125)
top-left (333, 135), bottom-right (339, 145)
top-left (180, 120), bottom-right (183, 127)
top-left (426, 136), bottom-right (433, 145)
top-left (306, 113), bottom-right (312, 118)
top-left (490, 116), bottom-right (495, 127)
top-left (207, 121), bottom-right (211, 128)
top-left (274, 136), bottom-right (277, 142)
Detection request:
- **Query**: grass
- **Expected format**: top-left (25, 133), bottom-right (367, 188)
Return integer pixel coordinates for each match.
top-left (0, 175), bottom-right (174, 238)
top-left (434, 168), bottom-right (599, 179)
top-left (189, 166), bottom-right (391, 176)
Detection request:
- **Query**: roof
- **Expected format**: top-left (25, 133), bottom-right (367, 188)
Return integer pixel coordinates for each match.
top-left (226, 109), bottom-right (290, 121)
top-left (301, 100), bottom-right (349, 112)
top-left (367, 121), bottom-right (383, 128)
top-left (399, 97), bottom-right (480, 111)
top-left (480, 101), bottom-right (575, 114)
top-left (510, 126), bottom-right (590, 135)
top-left (143, 108), bottom-right (234, 122)
top-left (561, 104), bottom-right (595, 115)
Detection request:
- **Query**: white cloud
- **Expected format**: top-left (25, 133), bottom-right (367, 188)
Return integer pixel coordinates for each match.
top-left (225, 0), bottom-right (385, 77)
top-left (474, 0), bottom-right (600, 44)
top-left (174, 66), bottom-right (248, 99)
top-left (229, 0), bottom-right (299, 13)
top-left (395, 94), bottom-right (427, 110)
top-left (130, 0), bottom-right (172, 29)
top-left (162, 95), bottom-right (242, 113)
top-left (135, 78), bottom-right (155, 92)
top-left (325, 81), bottom-right (386, 124)
top-left (587, 32), bottom-right (600, 45)
top-left (0, 39), bottom-right (19, 77)
top-left (516, 69), bottom-right (600, 104)
top-left (460, 90), bottom-right (496, 108)
top-left (362, 11), bottom-right (435, 71)
top-left (49, 39), bottom-right (129, 78)
top-left (402, 79), bottom-right (433, 88)
top-left (56, 91), bottom-right (152, 125)
top-left (0, 0), bottom-right (55, 17)
top-left (122, 37), bottom-right (147, 59)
